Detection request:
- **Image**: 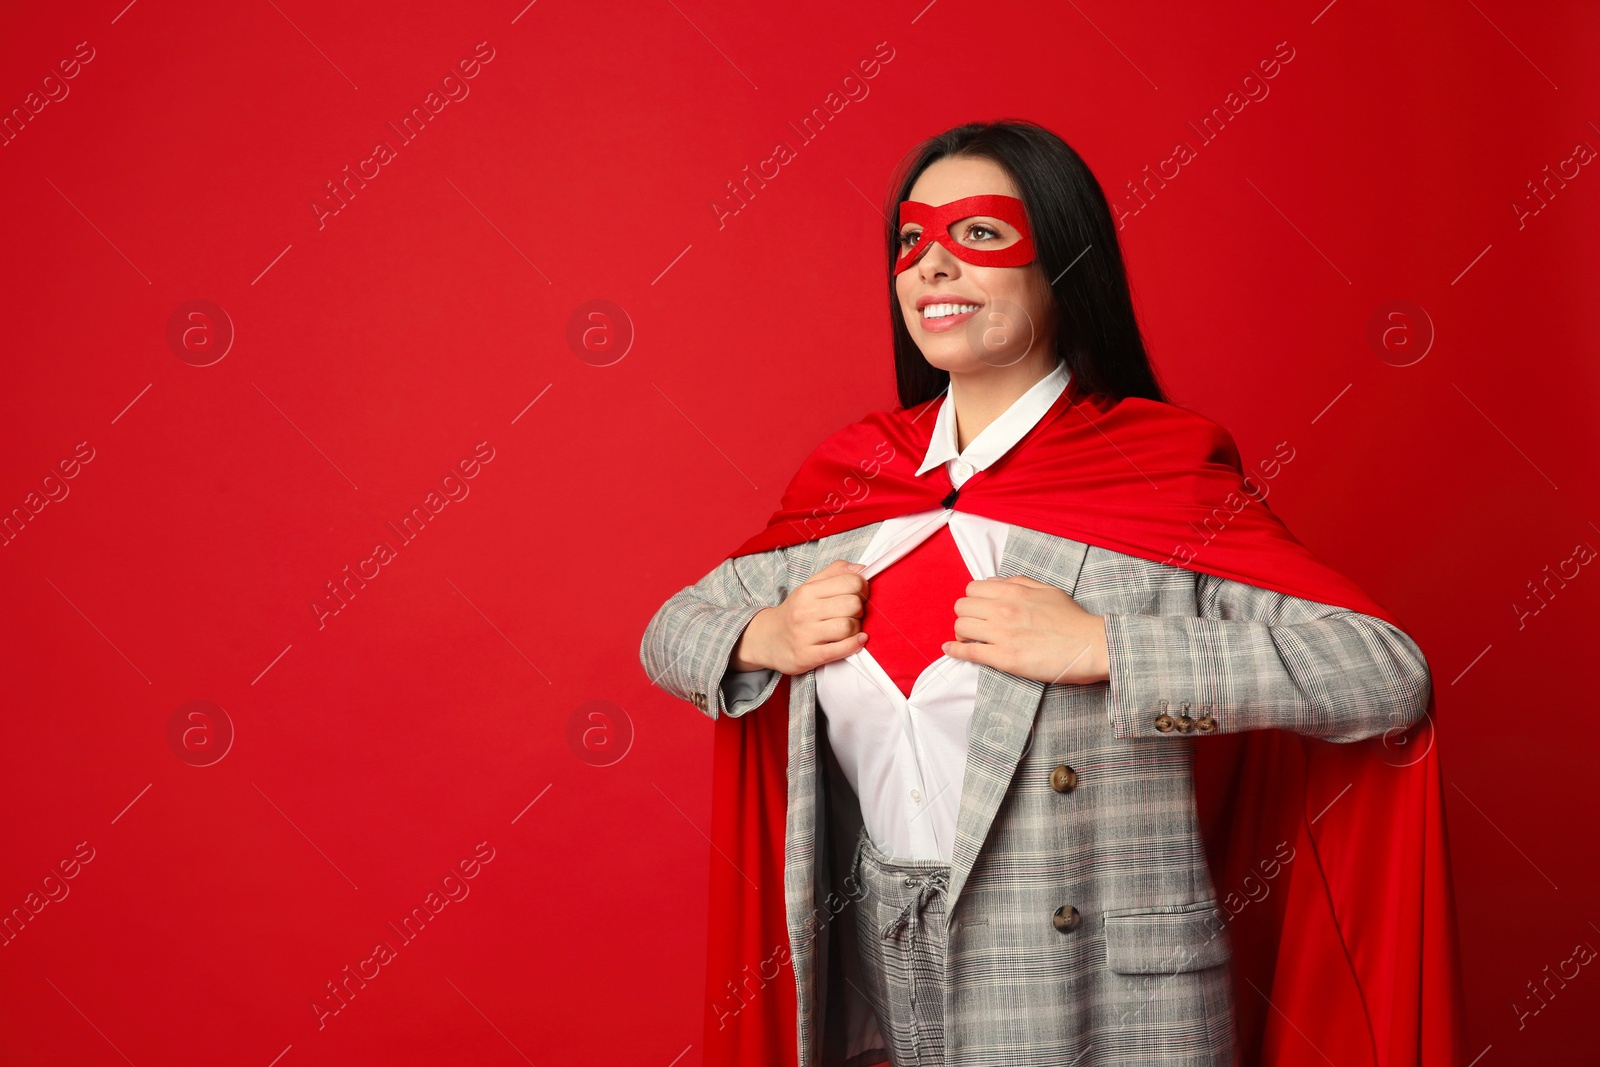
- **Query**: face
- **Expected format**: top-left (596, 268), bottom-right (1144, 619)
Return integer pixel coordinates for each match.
top-left (894, 155), bottom-right (1057, 373)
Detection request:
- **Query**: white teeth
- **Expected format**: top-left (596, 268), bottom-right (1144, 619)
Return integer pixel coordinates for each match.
top-left (921, 302), bottom-right (981, 320)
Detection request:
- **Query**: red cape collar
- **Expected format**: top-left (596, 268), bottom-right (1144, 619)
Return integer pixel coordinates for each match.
top-left (726, 377), bottom-right (1391, 620)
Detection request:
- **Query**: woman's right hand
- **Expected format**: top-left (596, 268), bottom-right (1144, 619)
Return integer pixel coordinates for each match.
top-left (732, 559), bottom-right (871, 675)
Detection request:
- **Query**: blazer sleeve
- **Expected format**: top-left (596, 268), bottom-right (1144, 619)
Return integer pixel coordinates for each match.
top-left (1099, 570), bottom-right (1433, 743)
top-left (638, 547), bottom-right (792, 721)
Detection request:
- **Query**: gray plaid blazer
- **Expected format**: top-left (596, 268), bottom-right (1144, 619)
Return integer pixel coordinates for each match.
top-left (639, 520), bottom-right (1432, 1067)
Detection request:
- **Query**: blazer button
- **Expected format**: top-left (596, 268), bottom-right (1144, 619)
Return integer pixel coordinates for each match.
top-left (1052, 904), bottom-right (1081, 932)
top-left (691, 690), bottom-right (707, 711)
top-left (1154, 713), bottom-right (1175, 732)
top-left (1050, 765), bottom-right (1079, 793)
top-left (1174, 702), bottom-right (1194, 732)
top-left (1196, 711), bottom-right (1217, 733)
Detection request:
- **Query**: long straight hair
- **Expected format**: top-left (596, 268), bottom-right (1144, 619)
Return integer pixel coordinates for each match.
top-left (885, 120), bottom-right (1169, 409)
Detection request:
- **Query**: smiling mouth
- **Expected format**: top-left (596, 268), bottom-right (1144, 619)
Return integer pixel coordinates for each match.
top-left (921, 302), bottom-right (982, 320)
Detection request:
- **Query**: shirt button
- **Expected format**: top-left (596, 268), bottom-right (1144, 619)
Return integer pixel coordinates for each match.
top-left (950, 459), bottom-right (972, 483)
top-left (910, 788), bottom-right (922, 802)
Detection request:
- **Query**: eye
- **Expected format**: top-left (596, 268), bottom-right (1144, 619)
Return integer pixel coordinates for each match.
top-left (897, 229), bottom-right (922, 250)
top-left (964, 223), bottom-right (1000, 242)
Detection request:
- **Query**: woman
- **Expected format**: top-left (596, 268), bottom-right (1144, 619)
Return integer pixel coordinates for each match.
top-left (640, 120), bottom-right (1465, 1067)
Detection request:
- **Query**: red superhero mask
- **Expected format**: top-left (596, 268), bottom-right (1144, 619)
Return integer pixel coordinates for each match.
top-left (893, 193), bottom-right (1037, 274)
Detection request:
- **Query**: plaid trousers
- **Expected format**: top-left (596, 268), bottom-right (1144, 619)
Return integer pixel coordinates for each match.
top-left (851, 826), bottom-right (954, 1066)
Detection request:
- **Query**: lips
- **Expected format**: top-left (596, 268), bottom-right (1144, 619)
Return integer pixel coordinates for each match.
top-left (918, 300), bottom-right (983, 332)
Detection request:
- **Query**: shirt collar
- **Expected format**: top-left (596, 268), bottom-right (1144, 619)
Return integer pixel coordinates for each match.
top-left (915, 360), bottom-right (1072, 479)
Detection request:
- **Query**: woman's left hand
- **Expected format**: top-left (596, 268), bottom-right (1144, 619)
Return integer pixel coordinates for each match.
top-left (942, 575), bottom-right (1109, 685)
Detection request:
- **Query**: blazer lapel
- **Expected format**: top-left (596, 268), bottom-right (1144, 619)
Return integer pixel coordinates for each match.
top-left (946, 525), bottom-right (1090, 908)
top-left (785, 518), bottom-right (882, 1065)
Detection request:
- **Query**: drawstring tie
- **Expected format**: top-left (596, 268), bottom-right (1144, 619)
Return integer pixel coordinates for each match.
top-left (880, 870), bottom-right (949, 940)
top-left (852, 828), bottom-right (951, 942)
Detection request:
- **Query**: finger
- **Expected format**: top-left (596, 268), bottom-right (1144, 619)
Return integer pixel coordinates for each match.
top-left (807, 563), bottom-right (870, 590)
top-left (795, 593), bottom-right (864, 631)
top-left (815, 631), bottom-right (869, 665)
top-left (801, 589), bottom-right (862, 618)
top-left (816, 615), bottom-right (861, 643)
top-left (963, 577), bottom-right (1018, 599)
top-left (952, 595), bottom-right (997, 621)
top-left (806, 572), bottom-right (870, 598)
top-left (801, 560), bottom-right (863, 593)
top-left (817, 592), bottom-right (865, 620)
top-left (941, 638), bottom-right (989, 665)
top-left (953, 616), bottom-right (998, 644)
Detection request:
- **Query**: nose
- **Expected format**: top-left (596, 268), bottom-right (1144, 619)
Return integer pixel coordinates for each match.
top-left (913, 235), bottom-right (961, 280)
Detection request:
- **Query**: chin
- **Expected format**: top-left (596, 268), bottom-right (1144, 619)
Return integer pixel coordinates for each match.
top-left (916, 343), bottom-right (992, 376)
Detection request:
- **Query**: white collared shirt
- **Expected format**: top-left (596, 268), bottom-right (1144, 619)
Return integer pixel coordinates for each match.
top-left (726, 360), bottom-right (1072, 863)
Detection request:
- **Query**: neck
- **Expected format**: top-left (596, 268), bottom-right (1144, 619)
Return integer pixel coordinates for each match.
top-left (949, 350), bottom-right (1057, 452)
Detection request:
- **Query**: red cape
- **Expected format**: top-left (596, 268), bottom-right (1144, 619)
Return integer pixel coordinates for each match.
top-left (702, 377), bottom-right (1467, 1066)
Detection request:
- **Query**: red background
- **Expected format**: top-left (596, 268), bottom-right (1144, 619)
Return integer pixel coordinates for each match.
top-left (2, 1), bottom-right (1596, 1063)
